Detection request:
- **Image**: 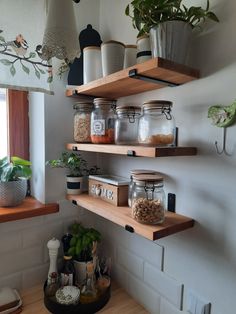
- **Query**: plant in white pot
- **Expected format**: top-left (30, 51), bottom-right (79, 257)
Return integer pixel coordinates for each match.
top-left (0, 156), bottom-right (31, 207)
top-left (125, 0), bottom-right (219, 64)
top-left (66, 222), bottom-right (101, 287)
top-left (46, 151), bottom-right (88, 195)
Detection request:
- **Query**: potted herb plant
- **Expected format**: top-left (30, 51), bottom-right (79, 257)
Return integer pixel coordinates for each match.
top-left (66, 222), bottom-right (101, 286)
top-left (125, 0), bottom-right (219, 64)
top-left (0, 156), bottom-right (31, 207)
top-left (46, 151), bottom-right (88, 195)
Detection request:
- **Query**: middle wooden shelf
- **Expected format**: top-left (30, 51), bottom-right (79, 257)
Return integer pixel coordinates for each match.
top-left (67, 194), bottom-right (194, 241)
top-left (67, 143), bottom-right (197, 158)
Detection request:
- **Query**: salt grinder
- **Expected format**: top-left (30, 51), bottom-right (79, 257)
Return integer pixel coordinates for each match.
top-left (47, 237), bottom-right (60, 284)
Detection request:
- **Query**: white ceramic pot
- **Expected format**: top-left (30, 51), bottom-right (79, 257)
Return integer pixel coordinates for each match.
top-left (136, 35), bottom-right (152, 64)
top-left (66, 176), bottom-right (83, 195)
top-left (101, 40), bottom-right (125, 76)
top-left (0, 180), bottom-right (27, 207)
top-left (150, 20), bottom-right (192, 64)
top-left (83, 46), bottom-right (102, 84)
top-left (123, 44), bottom-right (137, 68)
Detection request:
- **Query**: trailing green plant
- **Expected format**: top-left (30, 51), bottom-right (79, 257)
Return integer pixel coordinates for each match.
top-left (0, 156), bottom-right (32, 182)
top-left (46, 151), bottom-right (88, 177)
top-left (67, 222), bottom-right (101, 262)
top-left (125, 0), bottom-right (219, 36)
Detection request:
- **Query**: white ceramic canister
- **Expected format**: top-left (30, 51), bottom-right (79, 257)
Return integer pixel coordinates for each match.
top-left (101, 40), bottom-right (125, 76)
top-left (123, 44), bottom-right (137, 68)
top-left (136, 35), bottom-right (152, 64)
top-left (83, 46), bottom-right (102, 84)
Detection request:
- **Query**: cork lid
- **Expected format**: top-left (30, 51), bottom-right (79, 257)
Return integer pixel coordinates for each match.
top-left (142, 100), bottom-right (173, 110)
top-left (101, 40), bottom-right (125, 47)
top-left (116, 105), bottom-right (141, 115)
top-left (84, 46), bottom-right (101, 51)
top-left (130, 169), bottom-right (157, 175)
top-left (133, 174), bottom-right (164, 183)
top-left (125, 44), bottom-right (137, 49)
top-left (73, 101), bottom-right (93, 110)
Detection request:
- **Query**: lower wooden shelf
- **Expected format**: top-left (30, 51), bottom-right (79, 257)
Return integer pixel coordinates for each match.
top-left (0, 197), bottom-right (59, 223)
top-left (67, 194), bottom-right (194, 241)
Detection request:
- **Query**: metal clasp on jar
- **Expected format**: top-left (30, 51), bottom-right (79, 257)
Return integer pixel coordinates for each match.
top-left (162, 105), bottom-right (172, 120)
top-left (144, 182), bottom-right (155, 200)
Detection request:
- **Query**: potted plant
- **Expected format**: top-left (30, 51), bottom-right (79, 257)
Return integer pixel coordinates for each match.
top-left (125, 0), bottom-right (219, 64)
top-left (46, 151), bottom-right (88, 195)
top-left (66, 222), bottom-right (101, 286)
top-left (0, 156), bottom-right (32, 207)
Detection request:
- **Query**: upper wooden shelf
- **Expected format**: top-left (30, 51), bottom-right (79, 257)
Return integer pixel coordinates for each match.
top-left (67, 143), bottom-right (197, 158)
top-left (67, 194), bottom-right (194, 241)
top-left (0, 197), bottom-right (59, 223)
top-left (66, 57), bottom-right (200, 99)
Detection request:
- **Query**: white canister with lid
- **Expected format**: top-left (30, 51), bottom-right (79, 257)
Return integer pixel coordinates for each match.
top-left (101, 40), bottom-right (125, 76)
top-left (83, 46), bottom-right (102, 84)
top-left (123, 45), bottom-right (137, 68)
top-left (136, 35), bottom-right (152, 64)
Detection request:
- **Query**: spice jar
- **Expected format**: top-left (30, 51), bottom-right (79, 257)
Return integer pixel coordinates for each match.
top-left (131, 174), bottom-right (166, 225)
top-left (74, 102), bottom-right (93, 143)
top-left (115, 105), bottom-right (141, 145)
top-left (128, 169), bottom-right (158, 207)
top-left (138, 100), bottom-right (176, 146)
top-left (91, 98), bottom-right (116, 144)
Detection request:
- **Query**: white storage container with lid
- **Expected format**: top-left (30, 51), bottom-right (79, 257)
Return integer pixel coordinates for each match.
top-left (115, 105), bottom-right (141, 145)
top-left (131, 174), bottom-right (166, 225)
top-left (138, 100), bottom-right (176, 146)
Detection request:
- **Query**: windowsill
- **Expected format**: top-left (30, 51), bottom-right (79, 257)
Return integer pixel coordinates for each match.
top-left (0, 196), bottom-right (59, 223)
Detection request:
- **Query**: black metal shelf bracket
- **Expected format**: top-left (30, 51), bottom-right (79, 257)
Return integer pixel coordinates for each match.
top-left (129, 69), bottom-right (179, 87)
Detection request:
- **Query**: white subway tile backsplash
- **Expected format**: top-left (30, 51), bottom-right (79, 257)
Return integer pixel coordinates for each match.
top-left (0, 272), bottom-right (22, 290)
top-left (144, 263), bottom-right (183, 309)
top-left (117, 246), bottom-right (144, 279)
top-left (0, 216), bottom-right (44, 233)
top-left (160, 297), bottom-right (183, 314)
top-left (0, 247), bottom-right (44, 277)
top-left (22, 264), bottom-right (48, 289)
top-left (0, 232), bottom-right (22, 253)
top-left (112, 264), bottom-right (129, 291)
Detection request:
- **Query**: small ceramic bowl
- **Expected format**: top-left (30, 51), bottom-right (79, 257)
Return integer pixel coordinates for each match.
top-left (55, 286), bottom-right (80, 305)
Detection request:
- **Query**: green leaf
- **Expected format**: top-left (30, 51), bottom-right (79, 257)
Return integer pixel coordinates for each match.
top-left (11, 156), bottom-right (31, 166)
top-left (68, 247), bottom-right (76, 257)
top-left (29, 52), bottom-right (36, 58)
top-left (125, 4), bottom-right (130, 16)
top-left (47, 76), bottom-right (53, 83)
top-left (206, 11), bottom-right (220, 22)
top-left (35, 69), bottom-right (40, 79)
top-left (10, 65), bottom-right (16, 76)
top-left (21, 63), bottom-right (30, 74)
top-left (0, 59), bottom-right (12, 66)
top-left (39, 68), bottom-right (45, 74)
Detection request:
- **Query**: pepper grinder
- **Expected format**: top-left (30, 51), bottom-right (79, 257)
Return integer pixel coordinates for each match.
top-left (47, 237), bottom-right (60, 285)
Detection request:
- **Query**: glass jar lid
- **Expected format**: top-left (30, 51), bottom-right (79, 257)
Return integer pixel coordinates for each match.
top-left (133, 174), bottom-right (164, 185)
top-left (116, 105), bottom-right (141, 115)
top-left (73, 101), bottom-right (93, 110)
top-left (142, 100), bottom-right (173, 111)
top-left (130, 169), bottom-right (157, 176)
top-left (93, 98), bottom-right (116, 109)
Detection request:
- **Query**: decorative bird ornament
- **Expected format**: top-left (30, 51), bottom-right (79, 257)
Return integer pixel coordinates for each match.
top-left (208, 100), bottom-right (236, 128)
top-left (6, 34), bottom-right (28, 56)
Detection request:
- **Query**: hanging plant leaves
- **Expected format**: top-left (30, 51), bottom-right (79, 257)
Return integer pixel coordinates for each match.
top-left (21, 63), bottom-right (30, 74)
top-left (10, 64), bottom-right (16, 76)
top-left (0, 59), bottom-right (11, 66)
top-left (35, 69), bottom-right (40, 79)
top-left (208, 100), bottom-right (236, 128)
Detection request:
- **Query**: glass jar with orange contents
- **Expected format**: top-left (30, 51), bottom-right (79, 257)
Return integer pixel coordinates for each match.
top-left (91, 98), bottom-right (116, 144)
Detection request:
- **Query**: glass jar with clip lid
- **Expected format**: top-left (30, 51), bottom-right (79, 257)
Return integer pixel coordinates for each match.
top-left (115, 105), bottom-right (141, 144)
top-left (131, 174), bottom-right (166, 225)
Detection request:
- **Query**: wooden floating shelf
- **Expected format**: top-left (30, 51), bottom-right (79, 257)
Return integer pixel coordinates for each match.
top-left (67, 194), bottom-right (194, 241)
top-left (66, 57), bottom-right (200, 99)
top-left (0, 197), bottom-right (59, 223)
top-left (67, 143), bottom-right (197, 158)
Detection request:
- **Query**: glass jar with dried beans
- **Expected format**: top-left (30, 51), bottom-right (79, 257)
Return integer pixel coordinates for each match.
top-left (115, 105), bottom-right (141, 144)
top-left (138, 100), bottom-right (176, 146)
top-left (73, 102), bottom-right (93, 143)
top-left (91, 98), bottom-right (116, 144)
top-left (131, 174), bottom-right (166, 225)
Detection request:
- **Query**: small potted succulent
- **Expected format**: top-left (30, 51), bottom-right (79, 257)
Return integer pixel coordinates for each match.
top-left (46, 151), bottom-right (88, 195)
top-left (65, 222), bottom-right (101, 286)
top-left (0, 156), bottom-right (32, 207)
top-left (125, 0), bottom-right (219, 64)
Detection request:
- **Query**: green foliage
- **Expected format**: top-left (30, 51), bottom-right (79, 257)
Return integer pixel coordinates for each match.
top-left (125, 0), bottom-right (219, 36)
top-left (208, 100), bottom-right (236, 128)
top-left (67, 222), bottom-right (101, 262)
top-left (46, 151), bottom-right (88, 177)
top-left (0, 156), bottom-right (32, 182)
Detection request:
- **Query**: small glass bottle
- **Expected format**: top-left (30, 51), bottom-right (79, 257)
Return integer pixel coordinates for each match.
top-left (115, 105), bottom-right (141, 144)
top-left (138, 100), bottom-right (176, 146)
top-left (45, 272), bottom-right (60, 297)
top-left (128, 169), bottom-right (159, 207)
top-left (74, 102), bottom-right (93, 143)
top-left (60, 255), bottom-right (76, 286)
top-left (131, 174), bottom-right (166, 225)
top-left (91, 98), bottom-right (116, 144)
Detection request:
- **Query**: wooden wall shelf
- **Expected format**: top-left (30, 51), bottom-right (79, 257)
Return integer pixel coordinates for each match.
top-left (66, 57), bottom-right (199, 99)
top-left (67, 194), bottom-right (194, 241)
top-left (67, 143), bottom-right (197, 158)
top-left (0, 197), bottom-right (59, 223)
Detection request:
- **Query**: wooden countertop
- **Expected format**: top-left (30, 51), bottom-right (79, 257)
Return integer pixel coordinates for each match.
top-left (20, 282), bottom-right (148, 313)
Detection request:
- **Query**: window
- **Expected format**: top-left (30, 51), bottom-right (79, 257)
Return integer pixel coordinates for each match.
top-left (0, 89), bottom-right (29, 160)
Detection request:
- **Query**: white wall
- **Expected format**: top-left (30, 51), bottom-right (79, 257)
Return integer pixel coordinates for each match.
top-left (97, 1), bottom-right (236, 314)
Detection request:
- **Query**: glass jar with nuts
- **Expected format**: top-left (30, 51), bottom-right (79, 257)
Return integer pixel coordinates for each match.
top-left (131, 174), bottom-right (166, 225)
top-left (74, 102), bottom-right (93, 143)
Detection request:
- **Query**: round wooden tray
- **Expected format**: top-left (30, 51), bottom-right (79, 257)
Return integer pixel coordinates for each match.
top-left (43, 282), bottom-right (111, 314)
